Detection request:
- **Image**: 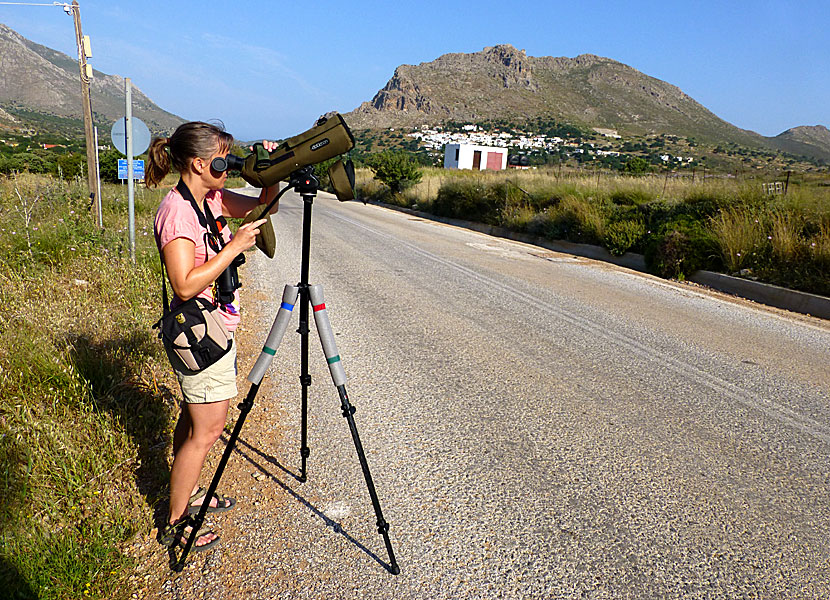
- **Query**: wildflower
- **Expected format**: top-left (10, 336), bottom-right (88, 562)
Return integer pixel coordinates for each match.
top-left (737, 252), bottom-right (741, 257)
top-left (70, 247), bottom-right (76, 251)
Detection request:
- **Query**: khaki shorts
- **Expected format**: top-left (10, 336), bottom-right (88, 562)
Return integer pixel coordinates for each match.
top-left (173, 342), bottom-right (238, 404)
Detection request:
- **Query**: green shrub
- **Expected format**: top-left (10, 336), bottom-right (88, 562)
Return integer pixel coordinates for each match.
top-left (623, 156), bottom-right (650, 175)
top-left (54, 153), bottom-right (86, 180)
top-left (366, 150), bottom-right (423, 193)
top-left (645, 215), bottom-right (721, 279)
top-left (0, 152), bottom-right (50, 175)
top-left (542, 195), bottom-right (607, 245)
top-left (604, 219), bottom-right (646, 256)
top-left (433, 178), bottom-right (504, 225)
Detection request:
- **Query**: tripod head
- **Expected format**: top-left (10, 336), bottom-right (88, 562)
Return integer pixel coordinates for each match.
top-left (291, 166), bottom-right (320, 196)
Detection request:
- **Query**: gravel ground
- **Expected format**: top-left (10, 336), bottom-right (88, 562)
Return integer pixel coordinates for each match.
top-left (132, 190), bottom-right (830, 599)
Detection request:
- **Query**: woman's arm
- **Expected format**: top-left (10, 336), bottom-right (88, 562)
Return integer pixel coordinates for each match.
top-left (162, 218), bottom-right (267, 300)
top-left (221, 185), bottom-right (281, 218)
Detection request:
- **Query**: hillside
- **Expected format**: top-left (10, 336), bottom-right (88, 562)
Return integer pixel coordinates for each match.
top-left (772, 125), bottom-right (830, 162)
top-left (346, 45), bottom-right (828, 163)
top-left (0, 23), bottom-right (183, 137)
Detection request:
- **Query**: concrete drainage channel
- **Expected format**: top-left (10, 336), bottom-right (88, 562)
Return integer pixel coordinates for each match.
top-left (368, 199), bottom-right (830, 321)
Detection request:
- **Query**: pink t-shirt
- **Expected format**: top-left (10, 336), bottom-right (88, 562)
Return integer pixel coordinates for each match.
top-left (154, 185), bottom-right (241, 331)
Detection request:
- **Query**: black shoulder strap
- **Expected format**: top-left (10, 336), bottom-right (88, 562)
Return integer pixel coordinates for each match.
top-left (176, 179), bottom-right (228, 243)
top-left (156, 181), bottom-right (232, 325)
top-left (159, 253), bottom-right (170, 315)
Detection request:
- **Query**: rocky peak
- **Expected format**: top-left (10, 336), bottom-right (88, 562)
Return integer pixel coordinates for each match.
top-left (482, 44), bottom-right (534, 89)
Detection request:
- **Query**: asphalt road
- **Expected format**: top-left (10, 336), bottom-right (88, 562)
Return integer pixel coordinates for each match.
top-left (225, 188), bottom-right (830, 599)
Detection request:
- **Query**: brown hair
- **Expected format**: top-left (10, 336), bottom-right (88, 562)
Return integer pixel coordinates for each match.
top-left (145, 121), bottom-right (233, 188)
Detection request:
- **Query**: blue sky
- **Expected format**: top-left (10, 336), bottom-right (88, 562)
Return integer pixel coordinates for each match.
top-left (1, 0), bottom-right (828, 140)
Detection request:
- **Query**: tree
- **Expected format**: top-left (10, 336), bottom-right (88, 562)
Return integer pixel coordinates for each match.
top-left (623, 156), bottom-right (650, 175)
top-left (365, 150), bottom-right (423, 193)
top-left (54, 152), bottom-right (85, 180)
top-left (99, 149), bottom-right (123, 183)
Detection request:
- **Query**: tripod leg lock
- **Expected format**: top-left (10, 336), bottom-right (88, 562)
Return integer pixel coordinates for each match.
top-left (376, 519), bottom-right (390, 535)
top-left (300, 374), bottom-right (312, 387)
top-left (300, 447), bottom-right (311, 459)
top-left (340, 402), bottom-right (356, 418)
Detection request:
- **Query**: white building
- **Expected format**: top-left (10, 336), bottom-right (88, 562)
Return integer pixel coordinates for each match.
top-left (443, 144), bottom-right (508, 171)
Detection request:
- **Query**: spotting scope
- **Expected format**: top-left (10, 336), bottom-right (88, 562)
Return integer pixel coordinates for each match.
top-left (212, 112), bottom-right (356, 201)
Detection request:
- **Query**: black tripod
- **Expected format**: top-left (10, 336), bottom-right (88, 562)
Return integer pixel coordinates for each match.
top-left (174, 168), bottom-right (400, 575)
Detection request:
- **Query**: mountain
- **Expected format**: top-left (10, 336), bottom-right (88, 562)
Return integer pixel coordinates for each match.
top-left (346, 45), bottom-right (827, 162)
top-left (772, 125), bottom-right (830, 162)
top-left (0, 23), bottom-right (183, 137)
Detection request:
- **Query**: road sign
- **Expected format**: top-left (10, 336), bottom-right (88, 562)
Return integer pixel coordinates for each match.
top-left (118, 159), bottom-right (144, 180)
top-left (111, 117), bottom-right (151, 155)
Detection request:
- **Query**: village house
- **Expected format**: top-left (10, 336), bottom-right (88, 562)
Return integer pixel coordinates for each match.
top-left (444, 143), bottom-right (508, 171)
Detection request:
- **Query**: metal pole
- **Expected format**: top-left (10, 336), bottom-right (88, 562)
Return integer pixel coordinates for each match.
top-left (126, 78), bottom-right (135, 263)
top-left (69, 1), bottom-right (98, 204)
top-left (94, 125), bottom-right (102, 228)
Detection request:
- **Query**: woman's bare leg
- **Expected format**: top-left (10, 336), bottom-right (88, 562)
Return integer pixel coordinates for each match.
top-left (168, 400), bottom-right (229, 527)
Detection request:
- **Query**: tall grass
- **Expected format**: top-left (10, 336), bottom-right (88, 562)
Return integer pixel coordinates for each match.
top-left (710, 208), bottom-right (768, 272)
top-left (0, 173), bottom-right (177, 599)
top-left (358, 166), bottom-right (830, 294)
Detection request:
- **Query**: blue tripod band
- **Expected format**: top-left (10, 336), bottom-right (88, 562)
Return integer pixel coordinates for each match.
top-left (281, 302), bottom-right (295, 311)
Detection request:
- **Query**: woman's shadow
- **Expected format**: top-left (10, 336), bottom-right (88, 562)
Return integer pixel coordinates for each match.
top-left (65, 330), bottom-right (179, 530)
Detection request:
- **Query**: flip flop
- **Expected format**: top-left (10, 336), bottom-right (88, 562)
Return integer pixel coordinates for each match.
top-left (187, 486), bottom-right (236, 515)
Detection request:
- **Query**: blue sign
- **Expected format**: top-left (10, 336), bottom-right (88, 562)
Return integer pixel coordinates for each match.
top-left (118, 159), bottom-right (144, 180)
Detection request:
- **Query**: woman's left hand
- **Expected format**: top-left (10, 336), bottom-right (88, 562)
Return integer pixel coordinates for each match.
top-left (251, 140), bottom-right (279, 153)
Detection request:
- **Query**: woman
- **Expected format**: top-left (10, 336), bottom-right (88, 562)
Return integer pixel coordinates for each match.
top-left (147, 121), bottom-right (279, 551)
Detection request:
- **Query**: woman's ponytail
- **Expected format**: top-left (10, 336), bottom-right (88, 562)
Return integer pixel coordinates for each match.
top-left (145, 137), bottom-right (172, 188)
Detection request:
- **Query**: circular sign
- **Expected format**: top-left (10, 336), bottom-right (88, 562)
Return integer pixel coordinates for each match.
top-left (111, 117), bottom-right (151, 155)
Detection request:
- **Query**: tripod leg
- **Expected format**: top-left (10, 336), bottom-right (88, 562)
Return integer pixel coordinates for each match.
top-left (247, 285), bottom-right (299, 385)
top-left (308, 285), bottom-right (401, 575)
top-left (298, 284), bottom-right (311, 481)
top-left (176, 285), bottom-right (296, 570)
top-left (173, 382), bottom-right (260, 571)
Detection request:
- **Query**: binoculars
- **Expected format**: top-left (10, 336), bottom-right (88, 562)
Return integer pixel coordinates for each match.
top-left (212, 113), bottom-right (356, 201)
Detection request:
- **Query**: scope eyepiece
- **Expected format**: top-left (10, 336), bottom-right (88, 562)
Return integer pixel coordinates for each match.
top-left (211, 154), bottom-right (246, 173)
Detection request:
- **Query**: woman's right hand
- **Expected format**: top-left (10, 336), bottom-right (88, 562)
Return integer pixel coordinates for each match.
top-left (229, 218), bottom-right (267, 254)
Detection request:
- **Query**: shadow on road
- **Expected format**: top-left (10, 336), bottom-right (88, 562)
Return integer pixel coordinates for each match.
top-left (220, 432), bottom-right (394, 573)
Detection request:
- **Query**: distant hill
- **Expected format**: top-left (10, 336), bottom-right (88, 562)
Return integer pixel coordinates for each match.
top-left (0, 23), bottom-right (183, 138)
top-left (772, 125), bottom-right (830, 162)
top-left (346, 44), bottom-right (828, 163)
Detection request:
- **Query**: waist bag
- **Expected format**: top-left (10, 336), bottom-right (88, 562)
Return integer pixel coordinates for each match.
top-left (154, 293), bottom-right (232, 373)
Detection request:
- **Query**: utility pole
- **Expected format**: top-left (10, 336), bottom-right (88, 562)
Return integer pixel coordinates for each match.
top-left (67, 1), bottom-right (101, 210)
